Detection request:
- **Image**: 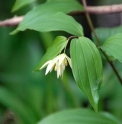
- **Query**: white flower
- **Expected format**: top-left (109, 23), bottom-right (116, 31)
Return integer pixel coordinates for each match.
top-left (40, 53), bottom-right (72, 78)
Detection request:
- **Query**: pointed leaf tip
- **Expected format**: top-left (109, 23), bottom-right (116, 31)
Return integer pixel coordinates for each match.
top-left (70, 37), bottom-right (103, 111)
top-left (34, 36), bottom-right (68, 71)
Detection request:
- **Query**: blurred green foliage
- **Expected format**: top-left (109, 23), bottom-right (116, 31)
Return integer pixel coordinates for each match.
top-left (0, 0), bottom-right (122, 124)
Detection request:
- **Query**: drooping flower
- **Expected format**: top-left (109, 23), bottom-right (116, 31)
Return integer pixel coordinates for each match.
top-left (40, 53), bottom-right (72, 78)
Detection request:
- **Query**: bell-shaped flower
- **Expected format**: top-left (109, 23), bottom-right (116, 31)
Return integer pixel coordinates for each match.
top-left (40, 53), bottom-right (72, 78)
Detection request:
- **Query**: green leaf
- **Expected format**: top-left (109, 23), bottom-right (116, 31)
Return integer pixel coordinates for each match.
top-left (12, 0), bottom-right (35, 12)
top-left (11, 0), bottom-right (84, 36)
top-left (35, 36), bottom-right (67, 71)
top-left (11, 12), bottom-right (83, 36)
top-left (38, 109), bottom-right (121, 124)
top-left (17, 0), bottom-right (83, 14)
top-left (70, 37), bottom-right (103, 111)
top-left (100, 33), bottom-right (122, 63)
top-left (45, 0), bottom-right (83, 13)
top-left (92, 25), bottom-right (122, 44)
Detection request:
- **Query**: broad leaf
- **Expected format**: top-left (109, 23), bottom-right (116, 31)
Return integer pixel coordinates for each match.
top-left (92, 25), bottom-right (122, 44)
top-left (100, 33), bottom-right (122, 63)
top-left (70, 37), bottom-right (103, 111)
top-left (12, 0), bottom-right (35, 12)
top-left (11, 12), bottom-right (83, 36)
top-left (12, 0), bottom-right (83, 14)
top-left (38, 109), bottom-right (121, 124)
top-left (11, 0), bottom-right (84, 36)
top-left (35, 36), bottom-right (67, 70)
top-left (45, 0), bottom-right (83, 13)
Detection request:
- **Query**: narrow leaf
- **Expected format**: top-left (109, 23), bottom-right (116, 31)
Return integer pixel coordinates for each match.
top-left (38, 109), bottom-right (121, 124)
top-left (12, 0), bottom-right (35, 12)
top-left (100, 33), bottom-right (122, 63)
top-left (11, 12), bottom-right (83, 36)
top-left (70, 37), bottom-right (103, 111)
top-left (35, 36), bottom-right (67, 70)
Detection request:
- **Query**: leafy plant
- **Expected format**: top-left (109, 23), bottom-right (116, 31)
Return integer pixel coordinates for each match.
top-left (0, 0), bottom-right (122, 124)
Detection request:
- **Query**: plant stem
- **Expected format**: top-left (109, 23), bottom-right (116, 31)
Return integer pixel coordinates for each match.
top-left (101, 50), bottom-right (122, 84)
top-left (82, 0), bottom-right (122, 85)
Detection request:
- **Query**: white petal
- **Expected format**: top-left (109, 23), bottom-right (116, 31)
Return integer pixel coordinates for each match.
top-left (58, 54), bottom-right (65, 66)
top-left (40, 60), bottom-right (52, 70)
top-left (66, 56), bottom-right (72, 68)
top-left (53, 55), bottom-right (60, 63)
top-left (49, 66), bottom-right (54, 72)
top-left (56, 61), bottom-right (61, 78)
top-left (40, 54), bottom-right (72, 78)
top-left (61, 64), bottom-right (65, 75)
top-left (45, 62), bottom-right (55, 75)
